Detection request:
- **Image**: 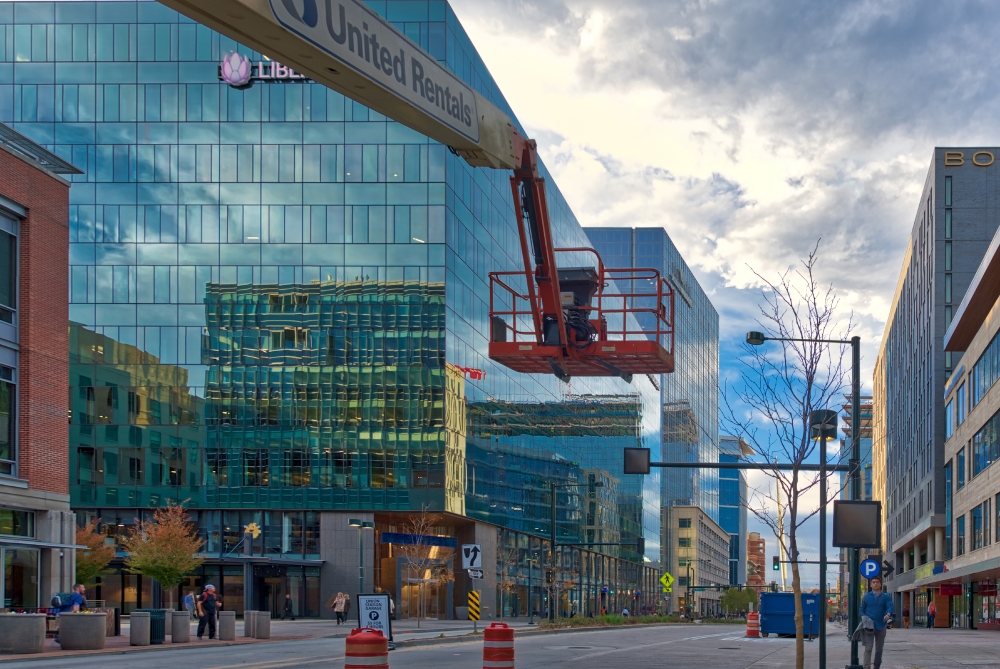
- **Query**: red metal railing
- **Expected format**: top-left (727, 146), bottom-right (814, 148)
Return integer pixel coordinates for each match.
top-left (488, 247), bottom-right (675, 355)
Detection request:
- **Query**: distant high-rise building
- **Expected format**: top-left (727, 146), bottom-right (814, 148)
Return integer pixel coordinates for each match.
top-left (873, 148), bottom-right (1000, 612)
top-left (719, 435), bottom-right (751, 586)
top-left (586, 226), bottom-right (720, 573)
top-left (747, 531), bottom-right (766, 590)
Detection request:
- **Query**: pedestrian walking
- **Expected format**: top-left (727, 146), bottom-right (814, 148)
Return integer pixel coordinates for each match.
top-left (282, 593), bottom-right (295, 620)
top-left (333, 592), bottom-right (347, 625)
top-left (902, 603), bottom-right (910, 629)
top-left (927, 601), bottom-right (937, 629)
top-left (183, 591), bottom-right (196, 619)
top-left (196, 584), bottom-right (221, 640)
top-left (859, 576), bottom-right (893, 669)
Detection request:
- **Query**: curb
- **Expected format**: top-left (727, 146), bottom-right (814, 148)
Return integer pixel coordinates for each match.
top-left (0, 636), bottom-right (309, 664)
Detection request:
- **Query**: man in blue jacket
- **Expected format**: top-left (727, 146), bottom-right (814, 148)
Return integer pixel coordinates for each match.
top-left (860, 576), bottom-right (894, 669)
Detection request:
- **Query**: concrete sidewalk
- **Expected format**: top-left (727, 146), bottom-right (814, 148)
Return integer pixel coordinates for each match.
top-left (0, 615), bottom-right (537, 662)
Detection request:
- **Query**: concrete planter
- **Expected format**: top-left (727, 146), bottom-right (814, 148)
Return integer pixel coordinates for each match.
top-left (0, 614), bottom-right (46, 654)
top-left (130, 611), bottom-right (150, 646)
top-left (59, 612), bottom-right (107, 650)
top-left (171, 611), bottom-right (190, 643)
top-left (254, 612), bottom-right (271, 639)
top-left (218, 611), bottom-right (236, 641)
top-left (243, 610), bottom-right (257, 637)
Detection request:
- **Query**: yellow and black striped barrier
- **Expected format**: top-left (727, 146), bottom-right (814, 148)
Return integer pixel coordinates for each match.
top-left (468, 590), bottom-right (481, 621)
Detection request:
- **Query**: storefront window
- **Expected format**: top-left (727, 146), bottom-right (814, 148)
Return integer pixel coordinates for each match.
top-left (0, 509), bottom-right (33, 537)
top-left (3, 548), bottom-right (39, 608)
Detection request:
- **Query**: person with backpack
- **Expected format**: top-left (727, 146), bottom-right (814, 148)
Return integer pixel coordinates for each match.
top-left (927, 601), bottom-right (937, 628)
top-left (196, 584), bottom-right (221, 640)
top-left (859, 576), bottom-right (893, 669)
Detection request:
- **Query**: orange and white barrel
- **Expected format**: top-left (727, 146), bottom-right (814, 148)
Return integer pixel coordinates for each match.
top-left (483, 622), bottom-right (515, 669)
top-left (746, 612), bottom-right (760, 638)
top-left (345, 627), bottom-right (389, 669)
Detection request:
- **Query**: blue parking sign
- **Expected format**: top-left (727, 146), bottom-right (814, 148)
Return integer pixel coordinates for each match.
top-left (860, 558), bottom-right (881, 579)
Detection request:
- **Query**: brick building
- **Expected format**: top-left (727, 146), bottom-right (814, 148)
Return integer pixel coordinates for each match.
top-left (0, 122), bottom-right (82, 607)
top-left (747, 531), bottom-right (767, 590)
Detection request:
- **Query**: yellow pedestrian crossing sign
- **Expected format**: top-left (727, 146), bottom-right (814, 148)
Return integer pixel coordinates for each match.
top-left (660, 572), bottom-right (674, 594)
top-left (468, 590), bottom-right (481, 621)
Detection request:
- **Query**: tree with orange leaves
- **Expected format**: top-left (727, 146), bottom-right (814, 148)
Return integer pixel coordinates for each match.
top-left (122, 504), bottom-right (204, 608)
top-left (75, 519), bottom-right (116, 586)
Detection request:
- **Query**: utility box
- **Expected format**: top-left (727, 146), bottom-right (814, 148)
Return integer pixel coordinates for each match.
top-left (759, 592), bottom-right (820, 638)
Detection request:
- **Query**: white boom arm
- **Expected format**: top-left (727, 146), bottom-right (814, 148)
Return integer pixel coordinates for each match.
top-left (159, 0), bottom-right (521, 170)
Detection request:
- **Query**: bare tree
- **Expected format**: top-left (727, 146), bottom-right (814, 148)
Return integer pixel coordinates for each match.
top-left (394, 507), bottom-right (453, 628)
top-left (723, 242), bottom-right (851, 669)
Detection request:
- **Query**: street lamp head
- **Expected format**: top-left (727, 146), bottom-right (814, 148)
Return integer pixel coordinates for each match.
top-left (362, 521), bottom-right (375, 530)
top-left (809, 409), bottom-right (839, 442)
top-left (348, 518), bottom-right (362, 527)
top-left (746, 331), bottom-right (768, 346)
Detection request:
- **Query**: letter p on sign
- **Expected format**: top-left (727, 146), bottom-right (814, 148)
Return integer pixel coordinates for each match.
top-left (860, 558), bottom-right (881, 580)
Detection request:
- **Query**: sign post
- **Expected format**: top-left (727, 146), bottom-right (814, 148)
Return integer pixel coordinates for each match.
top-left (356, 593), bottom-right (392, 643)
top-left (468, 590), bottom-right (481, 633)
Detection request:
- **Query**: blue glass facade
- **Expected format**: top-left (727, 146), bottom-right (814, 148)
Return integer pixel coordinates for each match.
top-left (719, 435), bottom-right (748, 586)
top-left (0, 0), bottom-right (662, 608)
top-left (586, 227), bottom-right (719, 571)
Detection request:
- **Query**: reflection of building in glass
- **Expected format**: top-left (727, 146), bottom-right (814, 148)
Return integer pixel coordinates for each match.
top-left (466, 396), bottom-right (643, 559)
top-left (586, 227), bottom-right (720, 576)
top-left (27, 1), bottom-right (664, 618)
top-left (719, 435), bottom-right (751, 586)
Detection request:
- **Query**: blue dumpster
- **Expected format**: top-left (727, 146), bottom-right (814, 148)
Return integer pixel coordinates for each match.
top-left (759, 593), bottom-right (820, 638)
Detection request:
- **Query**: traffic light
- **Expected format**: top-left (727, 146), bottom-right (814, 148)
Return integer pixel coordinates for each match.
top-left (773, 555), bottom-right (780, 571)
top-left (636, 538), bottom-right (645, 554)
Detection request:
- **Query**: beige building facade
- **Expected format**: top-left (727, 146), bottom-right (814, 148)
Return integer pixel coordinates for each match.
top-left (937, 223), bottom-right (1000, 629)
top-left (663, 505), bottom-right (730, 617)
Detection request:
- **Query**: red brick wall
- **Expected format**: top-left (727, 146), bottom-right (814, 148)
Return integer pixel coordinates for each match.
top-left (0, 148), bottom-right (70, 495)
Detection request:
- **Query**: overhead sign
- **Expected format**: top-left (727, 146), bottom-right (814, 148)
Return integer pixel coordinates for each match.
top-left (468, 590), bottom-right (481, 621)
top-left (860, 559), bottom-right (881, 580)
top-left (462, 544), bottom-right (482, 569)
top-left (269, 0), bottom-right (480, 143)
top-left (660, 572), bottom-right (675, 593)
top-left (356, 593), bottom-right (392, 641)
top-left (468, 568), bottom-right (484, 580)
top-left (832, 500), bottom-right (882, 548)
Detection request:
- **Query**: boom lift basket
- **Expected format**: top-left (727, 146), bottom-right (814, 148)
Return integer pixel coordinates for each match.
top-left (488, 248), bottom-right (675, 382)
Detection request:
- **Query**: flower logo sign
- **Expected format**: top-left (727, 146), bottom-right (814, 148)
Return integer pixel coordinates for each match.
top-left (220, 52), bottom-right (252, 88)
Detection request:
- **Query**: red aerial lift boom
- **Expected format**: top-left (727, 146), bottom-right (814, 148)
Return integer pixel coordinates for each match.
top-left (158, 0), bottom-right (674, 383)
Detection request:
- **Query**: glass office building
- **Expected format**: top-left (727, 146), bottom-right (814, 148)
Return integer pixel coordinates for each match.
top-left (586, 227), bottom-right (720, 572)
top-left (0, 0), bottom-right (661, 617)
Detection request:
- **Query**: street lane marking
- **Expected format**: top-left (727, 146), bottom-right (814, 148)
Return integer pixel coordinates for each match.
top-left (204, 656), bottom-right (345, 669)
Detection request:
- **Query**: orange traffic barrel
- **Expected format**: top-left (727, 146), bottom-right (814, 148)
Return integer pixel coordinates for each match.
top-left (746, 611), bottom-right (760, 638)
top-left (483, 622), bottom-right (515, 669)
top-left (346, 627), bottom-right (389, 669)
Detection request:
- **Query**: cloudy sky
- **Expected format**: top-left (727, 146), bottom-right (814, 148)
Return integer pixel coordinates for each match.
top-left (449, 0), bottom-right (999, 587)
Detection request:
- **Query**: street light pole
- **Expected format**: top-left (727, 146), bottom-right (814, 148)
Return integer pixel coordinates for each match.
top-left (349, 519), bottom-right (374, 598)
top-left (551, 481), bottom-right (557, 622)
top-left (848, 336), bottom-right (862, 669)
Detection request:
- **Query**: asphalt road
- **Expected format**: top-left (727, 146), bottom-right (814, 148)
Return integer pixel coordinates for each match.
top-left (0, 625), bottom-right (793, 669)
top-left (6, 623), bottom-right (996, 668)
